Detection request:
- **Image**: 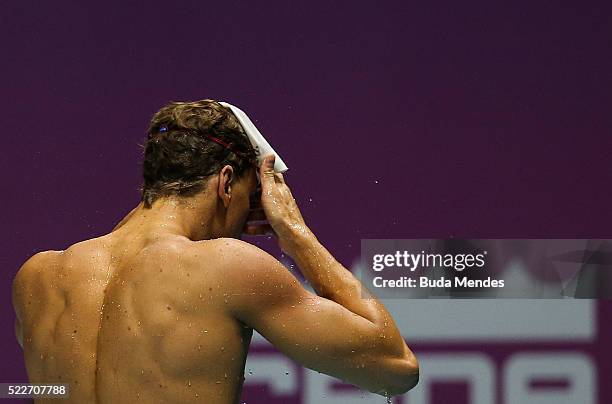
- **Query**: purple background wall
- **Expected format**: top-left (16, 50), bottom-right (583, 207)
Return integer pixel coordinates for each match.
top-left (1, 1), bottom-right (610, 402)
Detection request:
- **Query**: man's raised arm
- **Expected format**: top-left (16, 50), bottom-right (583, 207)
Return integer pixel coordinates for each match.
top-left (234, 156), bottom-right (418, 396)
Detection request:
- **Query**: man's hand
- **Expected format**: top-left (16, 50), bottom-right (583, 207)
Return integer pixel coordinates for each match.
top-left (242, 155), bottom-right (310, 254)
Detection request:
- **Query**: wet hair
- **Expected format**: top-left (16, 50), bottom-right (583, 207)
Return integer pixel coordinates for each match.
top-left (141, 99), bottom-right (258, 208)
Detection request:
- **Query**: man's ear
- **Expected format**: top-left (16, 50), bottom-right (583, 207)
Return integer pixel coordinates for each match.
top-left (217, 165), bottom-right (234, 208)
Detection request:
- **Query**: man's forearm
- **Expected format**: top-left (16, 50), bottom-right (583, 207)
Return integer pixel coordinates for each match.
top-left (284, 227), bottom-right (391, 327)
top-left (283, 227), bottom-right (409, 359)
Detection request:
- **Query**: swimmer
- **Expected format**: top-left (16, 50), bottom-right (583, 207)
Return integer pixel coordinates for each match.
top-left (12, 100), bottom-right (418, 403)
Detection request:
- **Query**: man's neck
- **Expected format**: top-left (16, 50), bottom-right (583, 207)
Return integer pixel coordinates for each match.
top-left (114, 197), bottom-right (218, 241)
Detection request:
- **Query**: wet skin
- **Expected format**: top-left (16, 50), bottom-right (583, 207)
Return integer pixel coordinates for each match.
top-left (13, 156), bottom-right (418, 403)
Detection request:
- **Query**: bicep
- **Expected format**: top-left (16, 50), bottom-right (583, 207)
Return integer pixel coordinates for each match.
top-left (248, 289), bottom-right (381, 374)
top-left (229, 250), bottom-right (394, 391)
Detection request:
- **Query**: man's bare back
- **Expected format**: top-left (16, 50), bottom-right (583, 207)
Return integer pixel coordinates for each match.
top-left (13, 227), bottom-right (261, 403)
top-left (13, 155), bottom-right (418, 403)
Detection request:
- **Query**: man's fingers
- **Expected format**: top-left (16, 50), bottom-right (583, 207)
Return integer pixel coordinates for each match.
top-left (260, 155), bottom-right (276, 179)
top-left (260, 155), bottom-right (283, 200)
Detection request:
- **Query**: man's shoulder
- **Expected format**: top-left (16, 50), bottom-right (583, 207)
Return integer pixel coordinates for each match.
top-left (188, 237), bottom-right (285, 277)
top-left (14, 236), bottom-right (105, 284)
top-left (191, 237), bottom-right (268, 260)
top-left (17, 250), bottom-right (61, 272)
top-left (192, 239), bottom-right (305, 318)
top-left (13, 250), bottom-right (62, 293)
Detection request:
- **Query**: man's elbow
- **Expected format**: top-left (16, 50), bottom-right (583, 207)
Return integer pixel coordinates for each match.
top-left (384, 352), bottom-right (419, 396)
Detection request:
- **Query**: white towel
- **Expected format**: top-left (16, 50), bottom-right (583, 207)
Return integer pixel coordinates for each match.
top-left (220, 101), bottom-right (289, 173)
